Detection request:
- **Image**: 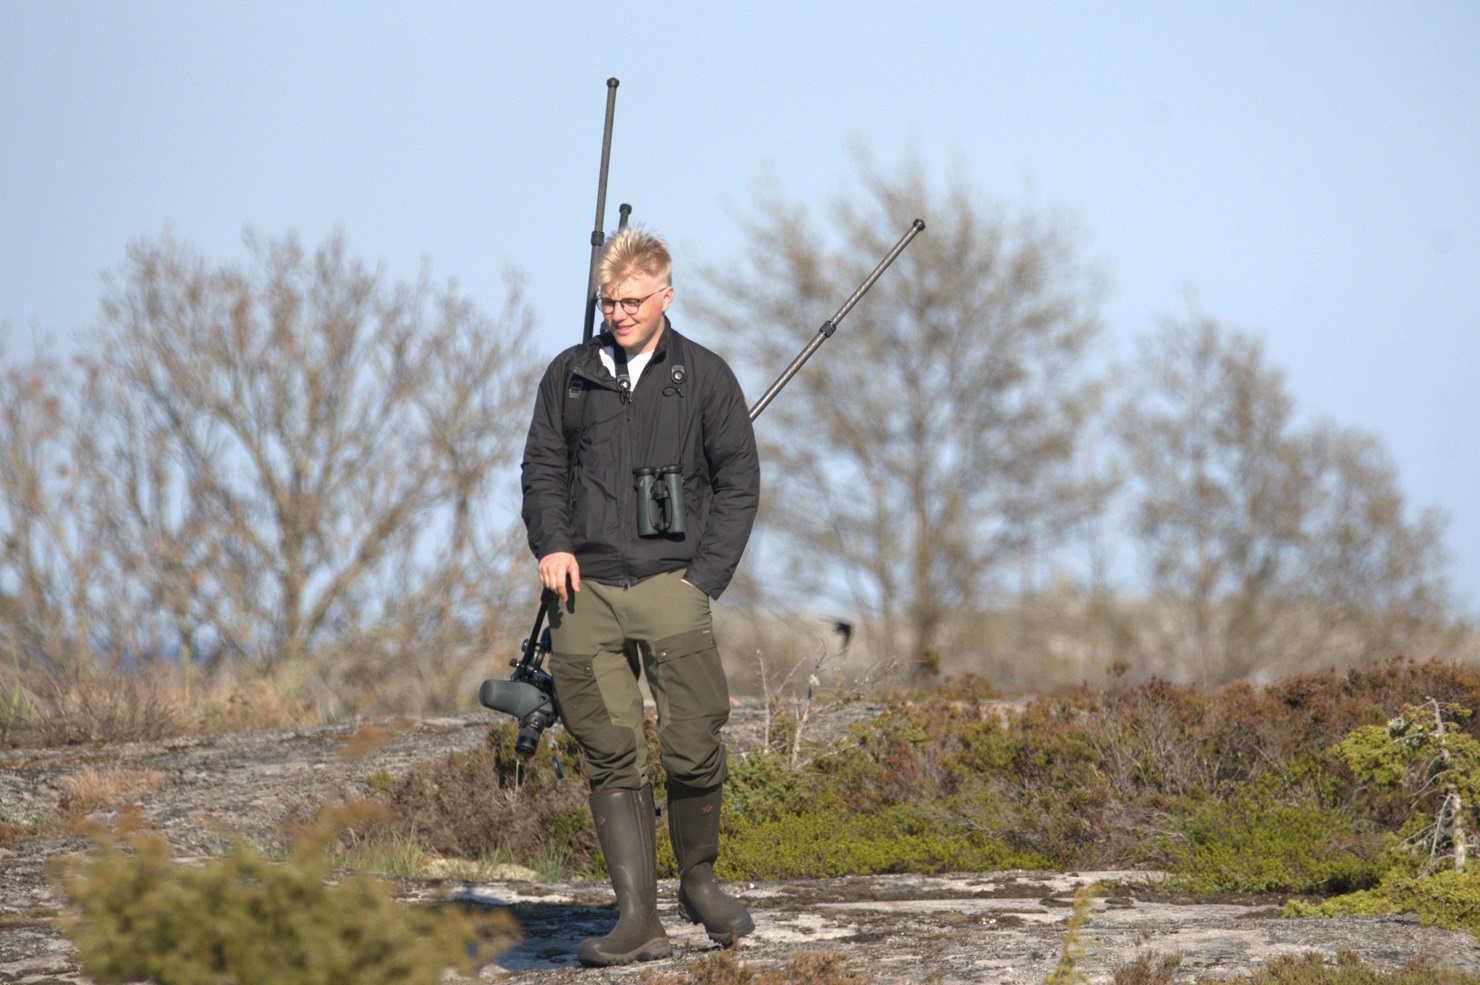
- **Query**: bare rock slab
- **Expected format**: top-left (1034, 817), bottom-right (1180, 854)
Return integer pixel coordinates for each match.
top-left (426, 869), bottom-right (1480, 983)
top-left (5, 713), bottom-right (1480, 983)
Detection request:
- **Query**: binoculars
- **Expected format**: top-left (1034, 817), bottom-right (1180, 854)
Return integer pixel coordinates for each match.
top-left (633, 465), bottom-right (686, 537)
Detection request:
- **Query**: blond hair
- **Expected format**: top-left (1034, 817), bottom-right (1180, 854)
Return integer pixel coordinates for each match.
top-left (598, 227), bottom-right (672, 288)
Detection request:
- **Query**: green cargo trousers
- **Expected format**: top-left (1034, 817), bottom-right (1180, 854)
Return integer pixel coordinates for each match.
top-left (547, 570), bottom-right (731, 793)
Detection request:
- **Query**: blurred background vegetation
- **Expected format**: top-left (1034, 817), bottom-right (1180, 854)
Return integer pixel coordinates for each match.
top-left (0, 155), bottom-right (1470, 747)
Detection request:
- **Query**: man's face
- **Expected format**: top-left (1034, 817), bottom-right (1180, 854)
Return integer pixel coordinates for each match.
top-left (599, 271), bottom-right (672, 356)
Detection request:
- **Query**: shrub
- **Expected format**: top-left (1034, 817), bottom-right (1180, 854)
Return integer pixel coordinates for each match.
top-left (2, 665), bottom-right (190, 747)
top-left (54, 806), bottom-right (515, 985)
top-left (721, 802), bottom-right (1036, 880)
top-left (1332, 699), bottom-right (1480, 876)
top-left (724, 749), bottom-right (800, 823)
top-left (1171, 793), bottom-right (1381, 894)
top-left (1287, 868), bottom-right (1480, 937)
top-left (352, 656), bottom-right (1480, 890)
top-left (1209, 951), bottom-right (1480, 984)
top-left (1, 662), bottom-right (326, 749)
top-left (1257, 657), bottom-right (1480, 761)
top-left (848, 664), bottom-right (1467, 879)
top-left (368, 720), bottom-right (598, 874)
top-left (1110, 949), bottom-right (1182, 985)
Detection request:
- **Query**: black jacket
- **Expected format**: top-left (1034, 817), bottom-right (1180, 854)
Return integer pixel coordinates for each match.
top-left (520, 321), bottom-right (760, 599)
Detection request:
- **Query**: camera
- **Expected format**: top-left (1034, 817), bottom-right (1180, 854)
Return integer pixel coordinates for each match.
top-left (634, 464), bottom-right (686, 537)
top-left (479, 628), bottom-right (560, 759)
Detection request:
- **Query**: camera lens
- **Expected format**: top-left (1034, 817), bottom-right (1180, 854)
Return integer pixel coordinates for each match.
top-left (514, 725), bottom-right (540, 758)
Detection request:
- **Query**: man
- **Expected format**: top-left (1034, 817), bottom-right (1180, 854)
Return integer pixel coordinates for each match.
top-left (521, 227), bottom-right (761, 966)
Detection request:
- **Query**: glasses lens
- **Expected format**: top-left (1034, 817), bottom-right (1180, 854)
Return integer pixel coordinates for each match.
top-left (598, 292), bottom-right (654, 314)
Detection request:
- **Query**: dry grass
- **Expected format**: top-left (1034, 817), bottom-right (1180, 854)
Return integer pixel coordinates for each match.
top-left (56, 766), bottom-right (167, 818)
top-left (1205, 952), bottom-right (1480, 984)
top-left (337, 720), bottom-right (414, 762)
top-left (639, 949), bottom-right (874, 985)
top-left (1, 664), bottom-right (188, 747)
top-left (0, 819), bottom-right (43, 844)
top-left (1111, 949), bottom-right (1183, 984)
top-left (0, 663), bottom-right (327, 749)
top-left (714, 596), bottom-right (1480, 709)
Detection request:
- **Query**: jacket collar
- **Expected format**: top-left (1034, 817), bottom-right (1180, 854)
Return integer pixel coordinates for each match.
top-left (589, 316), bottom-right (679, 366)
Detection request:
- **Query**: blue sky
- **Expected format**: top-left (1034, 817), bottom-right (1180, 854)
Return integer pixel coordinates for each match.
top-left (3, 2), bottom-right (1477, 613)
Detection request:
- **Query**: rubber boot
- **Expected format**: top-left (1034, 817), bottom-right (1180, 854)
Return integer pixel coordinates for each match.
top-left (667, 781), bottom-right (755, 946)
top-left (578, 786), bottom-right (671, 967)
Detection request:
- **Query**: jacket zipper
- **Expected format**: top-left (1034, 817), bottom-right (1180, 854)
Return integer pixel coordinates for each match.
top-left (618, 365), bottom-right (635, 590)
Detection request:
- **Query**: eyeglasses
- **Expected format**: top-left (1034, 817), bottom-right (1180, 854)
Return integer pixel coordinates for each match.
top-left (596, 288), bottom-right (665, 315)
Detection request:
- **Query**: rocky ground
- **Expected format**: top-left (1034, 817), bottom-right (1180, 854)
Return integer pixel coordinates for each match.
top-left (4, 709), bottom-right (1480, 984)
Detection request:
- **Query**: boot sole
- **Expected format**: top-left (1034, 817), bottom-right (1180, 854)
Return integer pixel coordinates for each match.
top-left (679, 898), bottom-right (756, 946)
top-left (577, 937), bottom-right (672, 967)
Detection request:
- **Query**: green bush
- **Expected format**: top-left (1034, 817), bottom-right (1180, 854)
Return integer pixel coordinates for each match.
top-left (917, 660), bottom-right (1478, 880)
top-left (349, 656), bottom-right (1480, 894)
top-left (1288, 868), bottom-right (1480, 936)
top-left (724, 748), bottom-right (800, 823)
top-left (1332, 699), bottom-right (1480, 877)
top-left (721, 802), bottom-right (1037, 879)
top-left (1171, 793), bottom-right (1381, 894)
top-left (55, 808), bottom-right (515, 985)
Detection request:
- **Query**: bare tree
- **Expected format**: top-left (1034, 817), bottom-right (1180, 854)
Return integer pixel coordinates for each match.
top-left (690, 154), bottom-right (1109, 667)
top-left (1117, 312), bottom-right (1454, 682)
top-left (1299, 422), bottom-right (1455, 660)
top-left (0, 352), bottom-right (118, 673)
top-left (2, 230), bottom-right (539, 712)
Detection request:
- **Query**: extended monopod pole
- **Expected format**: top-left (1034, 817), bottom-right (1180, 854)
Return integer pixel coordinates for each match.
top-left (582, 78), bottom-right (621, 344)
top-left (747, 218), bottom-right (926, 423)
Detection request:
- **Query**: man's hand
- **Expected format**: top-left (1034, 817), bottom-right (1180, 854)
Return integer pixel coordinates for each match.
top-left (538, 551), bottom-right (581, 600)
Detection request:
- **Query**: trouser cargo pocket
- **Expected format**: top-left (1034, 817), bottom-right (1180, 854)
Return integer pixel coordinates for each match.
top-left (650, 628), bottom-right (729, 788)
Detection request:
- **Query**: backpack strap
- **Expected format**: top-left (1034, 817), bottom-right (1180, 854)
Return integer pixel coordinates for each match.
top-left (561, 337), bottom-right (626, 446)
top-left (562, 373), bottom-right (588, 440)
top-left (612, 344), bottom-right (631, 403)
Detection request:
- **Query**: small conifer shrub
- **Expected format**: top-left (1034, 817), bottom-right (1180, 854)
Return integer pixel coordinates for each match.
top-left (54, 805), bottom-right (516, 985)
